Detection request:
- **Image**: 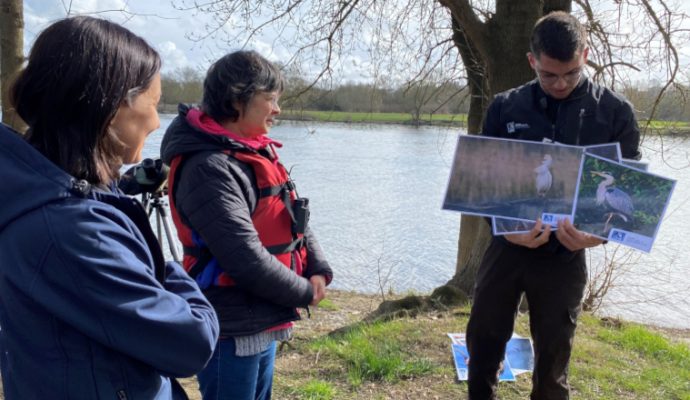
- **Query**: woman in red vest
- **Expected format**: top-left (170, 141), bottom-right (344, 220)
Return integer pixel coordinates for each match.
top-left (161, 50), bottom-right (333, 400)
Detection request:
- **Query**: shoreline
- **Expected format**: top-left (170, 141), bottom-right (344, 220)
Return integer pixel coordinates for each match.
top-left (315, 289), bottom-right (690, 338)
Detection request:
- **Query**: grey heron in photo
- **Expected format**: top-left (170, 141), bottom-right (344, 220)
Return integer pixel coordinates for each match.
top-left (591, 171), bottom-right (634, 231)
top-left (534, 154), bottom-right (553, 198)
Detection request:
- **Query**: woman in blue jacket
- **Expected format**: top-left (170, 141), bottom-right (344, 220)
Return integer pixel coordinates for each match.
top-left (0, 16), bottom-right (219, 399)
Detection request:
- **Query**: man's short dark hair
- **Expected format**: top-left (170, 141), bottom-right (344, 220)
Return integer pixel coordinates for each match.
top-left (530, 11), bottom-right (587, 62)
top-left (201, 50), bottom-right (285, 123)
top-left (11, 16), bottom-right (161, 185)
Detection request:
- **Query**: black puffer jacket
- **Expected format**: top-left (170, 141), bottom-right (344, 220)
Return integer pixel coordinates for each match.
top-left (161, 105), bottom-right (333, 336)
top-left (482, 77), bottom-right (641, 254)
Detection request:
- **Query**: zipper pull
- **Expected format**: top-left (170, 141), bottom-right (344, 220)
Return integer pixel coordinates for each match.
top-left (576, 108), bottom-right (585, 145)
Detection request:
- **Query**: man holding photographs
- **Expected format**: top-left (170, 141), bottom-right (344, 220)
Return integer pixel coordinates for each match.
top-left (466, 11), bottom-right (640, 400)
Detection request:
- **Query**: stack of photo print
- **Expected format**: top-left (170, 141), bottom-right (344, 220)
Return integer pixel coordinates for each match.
top-left (442, 135), bottom-right (675, 253)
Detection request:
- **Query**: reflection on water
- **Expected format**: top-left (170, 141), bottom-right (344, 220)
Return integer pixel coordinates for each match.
top-left (141, 116), bottom-right (690, 329)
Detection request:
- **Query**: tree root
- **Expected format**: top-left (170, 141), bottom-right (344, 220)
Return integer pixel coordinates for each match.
top-left (366, 284), bottom-right (469, 323)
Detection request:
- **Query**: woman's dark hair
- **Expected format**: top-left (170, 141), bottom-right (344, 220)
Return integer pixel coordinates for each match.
top-left (11, 16), bottom-right (161, 185)
top-left (201, 50), bottom-right (284, 123)
top-left (530, 11), bottom-right (587, 62)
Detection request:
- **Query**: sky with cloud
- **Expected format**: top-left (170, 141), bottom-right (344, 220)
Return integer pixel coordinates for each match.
top-left (22, 0), bottom-right (690, 86)
top-left (24, 0), bottom-right (275, 75)
top-left (23, 0), bottom-right (376, 81)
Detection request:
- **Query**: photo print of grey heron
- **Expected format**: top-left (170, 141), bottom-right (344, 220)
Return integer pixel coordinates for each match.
top-left (491, 142), bottom-right (622, 236)
top-left (443, 136), bottom-right (584, 220)
top-left (573, 154), bottom-right (676, 249)
top-left (591, 171), bottom-right (635, 232)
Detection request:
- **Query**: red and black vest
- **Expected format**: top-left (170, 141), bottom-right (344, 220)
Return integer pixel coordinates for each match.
top-left (168, 149), bottom-right (307, 287)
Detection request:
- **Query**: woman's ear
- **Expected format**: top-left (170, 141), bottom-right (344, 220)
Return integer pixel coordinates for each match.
top-left (232, 101), bottom-right (245, 118)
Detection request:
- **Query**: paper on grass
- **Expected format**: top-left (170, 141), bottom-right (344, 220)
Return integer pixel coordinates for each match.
top-left (447, 333), bottom-right (533, 381)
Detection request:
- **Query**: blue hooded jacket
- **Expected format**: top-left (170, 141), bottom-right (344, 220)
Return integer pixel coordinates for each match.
top-left (0, 123), bottom-right (219, 399)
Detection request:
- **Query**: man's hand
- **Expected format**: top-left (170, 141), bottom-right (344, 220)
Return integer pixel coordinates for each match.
top-left (504, 219), bottom-right (552, 249)
top-left (309, 275), bottom-right (327, 306)
top-left (555, 218), bottom-right (604, 251)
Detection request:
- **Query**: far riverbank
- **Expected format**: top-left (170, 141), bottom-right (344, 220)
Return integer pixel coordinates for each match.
top-left (158, 104), bottom-right (690, 133)
top-left (158, 105), bottom-right (468, 127)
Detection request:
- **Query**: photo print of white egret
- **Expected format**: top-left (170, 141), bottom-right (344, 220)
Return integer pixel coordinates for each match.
top-left (573, 154), bottom-right (676, 252)
top-left (492, 142), bottom-right (622, 235)
top-left (443, 136), bottom-right (584, 220)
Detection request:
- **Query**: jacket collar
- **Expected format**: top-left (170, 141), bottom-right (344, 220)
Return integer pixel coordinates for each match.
top-left (185, 108), bottom-right (282, 152)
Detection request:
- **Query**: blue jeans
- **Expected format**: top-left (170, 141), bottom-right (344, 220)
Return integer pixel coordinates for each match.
top-left (197, 339), bottom-right (276, 400)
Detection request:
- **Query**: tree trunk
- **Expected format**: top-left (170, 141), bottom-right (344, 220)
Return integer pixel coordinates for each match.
top-left (440, 0), bottom-right (572, 298)
top-left (0, 0), bottom-right (26, 132)
top-left (450, 16), bottom-right (487, 135)
top-left (543, 0), bottom-right (571, 14)
top-left (446, 15), bottom-right (493, 295)
top-left (484, 2), bottom-right (542, 95)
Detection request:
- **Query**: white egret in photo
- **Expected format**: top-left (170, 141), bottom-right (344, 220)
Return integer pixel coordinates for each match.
top-left (534, 154), bottom-right (553, 198)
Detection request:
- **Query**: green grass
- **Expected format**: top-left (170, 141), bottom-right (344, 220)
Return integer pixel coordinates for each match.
top-left (271, 300), bottom-right (690, 399)
top-left (307, 320), bottom-right (435, 387)
top-left (570, 315), bottom-right (690, 399)
top-left (286, 379), bottom-right (337, 400)
top-left (315, 298), bottom-right (338, 311)
top-left (280, 109), bottom-right (467, 126)
top-left (630, 119), bottom-right (690, 136)
top-left (280, 110), bottom-right (690, 134)
top-left (598, 323), bottom-right (690, 367)
top-left (641, 119), bottom-right (690, 129)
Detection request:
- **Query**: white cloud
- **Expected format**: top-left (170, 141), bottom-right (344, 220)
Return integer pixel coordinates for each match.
top-left (23, 0), bottom-right (216, 73)
top-left (248, 39), bottom-right (291, 63)
top-left (67, 0), bottom-right (128, 15)
top-left (156, 41), bottom-right (191, 73)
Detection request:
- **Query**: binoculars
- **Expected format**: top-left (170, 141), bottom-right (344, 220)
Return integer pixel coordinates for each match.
top-left (119, 158), bottom-right (170, 195)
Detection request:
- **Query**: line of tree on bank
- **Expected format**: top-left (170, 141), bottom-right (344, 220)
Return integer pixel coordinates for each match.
top-left (162, 67), bottom-right (690, 123)
top-left (160, 66), bottom-right (471, 118)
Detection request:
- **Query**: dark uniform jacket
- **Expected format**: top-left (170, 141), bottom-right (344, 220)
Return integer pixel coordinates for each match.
top-left (482, 77), bottom-right (641, 253)
top-left (161, 105), bottom-right (333, 337)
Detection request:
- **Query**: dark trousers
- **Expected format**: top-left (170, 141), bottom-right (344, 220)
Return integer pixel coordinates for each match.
top-left (466, 238), bottom-right (587, 400)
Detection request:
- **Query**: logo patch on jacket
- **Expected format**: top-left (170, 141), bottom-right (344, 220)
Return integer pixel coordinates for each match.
top-left (506, 121), bottom-right (530, 134)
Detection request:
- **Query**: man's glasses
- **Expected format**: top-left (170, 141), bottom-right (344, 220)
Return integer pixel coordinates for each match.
top-left (536, 67), bottom-right (582, 86)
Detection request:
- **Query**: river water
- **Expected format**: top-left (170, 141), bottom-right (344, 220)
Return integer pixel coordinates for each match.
top-left (141, 115), bottom-right (690, 329)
